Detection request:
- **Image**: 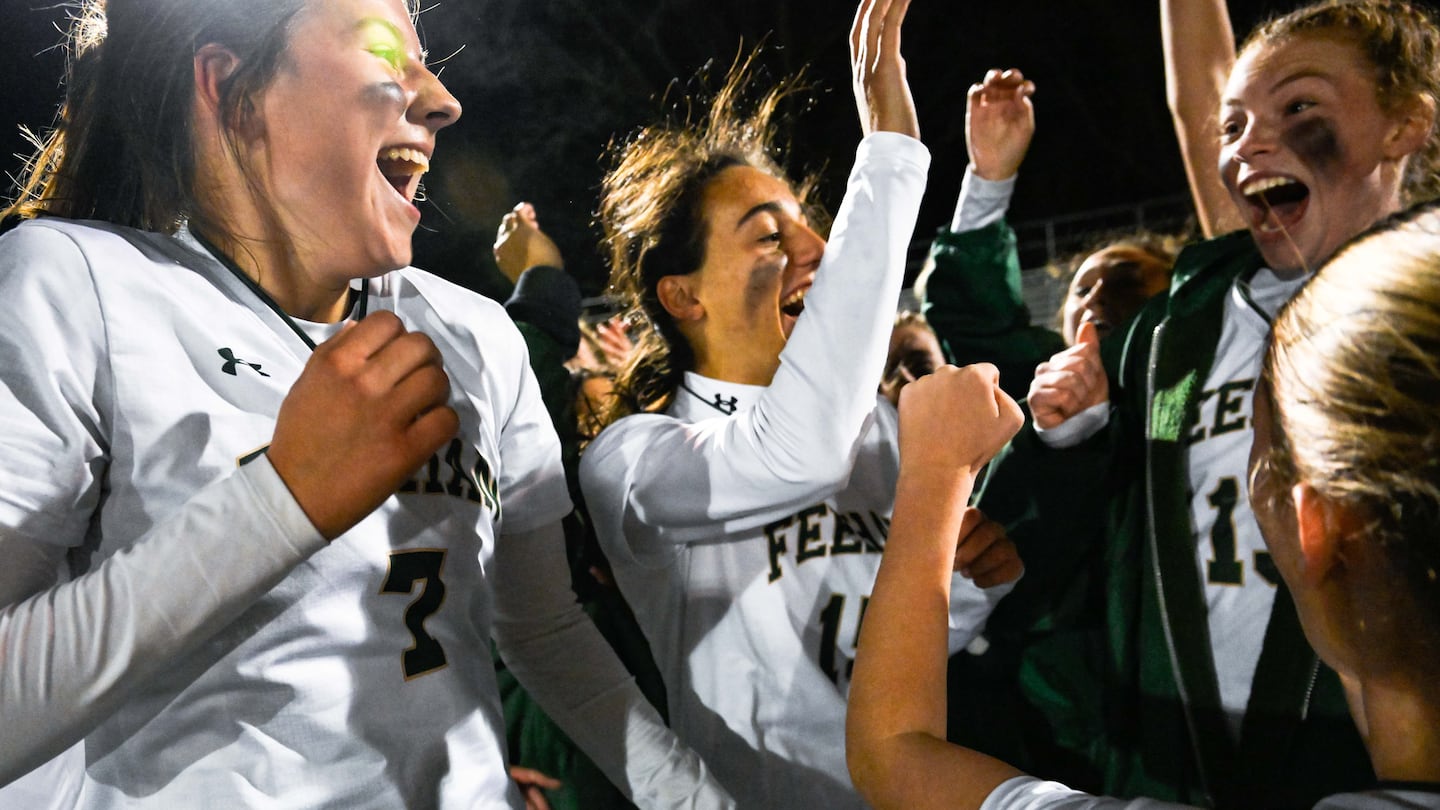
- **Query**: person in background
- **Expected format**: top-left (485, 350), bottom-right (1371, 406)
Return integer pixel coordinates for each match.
top-left (848, 196), bottom-right (1440, 810)
top-left (975, 0), bottom-right (1440, 804)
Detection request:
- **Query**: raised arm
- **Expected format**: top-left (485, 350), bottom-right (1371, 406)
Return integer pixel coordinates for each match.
top-left (847, 364), bottom-right (1025, 810)
top-left (582, 0), bottom-right (930, 546)
top-left (852, 0), bottom-right (920, 139)
top-left (1163, 0), bottom-right (1244, 237)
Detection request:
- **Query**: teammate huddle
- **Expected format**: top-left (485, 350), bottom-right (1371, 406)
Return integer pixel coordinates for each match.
top-left (2, 1), bottom-right (1439, 810)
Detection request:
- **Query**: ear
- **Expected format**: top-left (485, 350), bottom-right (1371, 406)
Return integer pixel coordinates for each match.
top-left (1292, 483), bottom-right (1364, 586)
top-left (656, 275), bottom-right (705, 323)
top-left (194, 43), bottom-right (243, 130)
top-left (1383, 93), bottom-right (1437, 161)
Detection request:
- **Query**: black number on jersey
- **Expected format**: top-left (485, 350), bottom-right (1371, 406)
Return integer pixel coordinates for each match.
top-left (382, 550), bottom-right (448, 679)
top-left (1205, 477), bottom-right (1280, 586)
top-left (817, 593), bottom-right (869, 684)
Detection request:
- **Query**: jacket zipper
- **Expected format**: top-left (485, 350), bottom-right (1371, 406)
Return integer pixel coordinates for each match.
top-left (1144, 317), bottom-right (1214, 805)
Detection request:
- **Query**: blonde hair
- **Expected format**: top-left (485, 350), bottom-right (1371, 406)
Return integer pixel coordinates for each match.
top-left (1263, 199), bottom-right (1440, 621)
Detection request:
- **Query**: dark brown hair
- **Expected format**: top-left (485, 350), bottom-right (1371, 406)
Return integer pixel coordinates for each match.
top-left (596, 50), bottom-right (816, 425)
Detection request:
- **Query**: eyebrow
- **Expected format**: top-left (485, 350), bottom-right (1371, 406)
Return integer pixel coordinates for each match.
top-left (1270, 68), bottom-right (1335, 94)
top-left (1222, 67), bottom-right (1337, 108)
top-left (735, 201), bottom-right (790, 231)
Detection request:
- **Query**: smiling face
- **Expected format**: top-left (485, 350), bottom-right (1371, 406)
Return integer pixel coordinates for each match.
top-left (1061, 245), bottom-right (1172, 345)
top-left (235, 0), bottom-right (460, 286)
top-left (1219, 34), bottom-right (1409, 275)
top-left (672, 164), bottom-right (825, 383)
top-left (880, 318), bottom-right (946, 407)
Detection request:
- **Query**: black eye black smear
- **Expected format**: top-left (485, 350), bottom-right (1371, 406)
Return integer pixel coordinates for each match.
top-left (1284, 117), bottom-right (1341, 174)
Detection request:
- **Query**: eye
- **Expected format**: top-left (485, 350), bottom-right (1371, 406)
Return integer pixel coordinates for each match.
top-left (1072, 285), bottom-right (1093, 297)
top-left (758, 231), bottom-right (782, 245)
top-left (1219, 118), bottom-right (1243, 142)
top-left (360, 18), bottom-right (407, 75)
top-left (1284, 99), bottom-right (1316, 116)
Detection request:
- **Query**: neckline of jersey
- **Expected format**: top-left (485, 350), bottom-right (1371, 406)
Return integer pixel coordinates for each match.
top-left (189, 229), bottom-right (369, 351)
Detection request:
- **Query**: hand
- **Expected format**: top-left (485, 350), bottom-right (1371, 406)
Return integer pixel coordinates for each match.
top-left (268, 311), bottom-right (458, 539)
top-left (953, 507), bottom-right (1024, 588)
top-left (898, 363), bottom-right (1024, 479)
top-left (594, 316), bottom-right (635, 369)
top-left (509, 765), bottom-right (561, 810)
top-left (493, 202), bottom-right (565, 285)
top-left (1028, 321), bottom-right (1108, 430)
top-left (850, 0), bottom-right (919, 138)
top-left (966, 68), bottom-right (1036, 181)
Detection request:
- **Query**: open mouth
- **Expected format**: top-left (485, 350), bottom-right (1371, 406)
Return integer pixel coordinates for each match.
top-left (1085, 316), bottom-right (1111, 336)
top-left (1241, 175), bottom-right (1310, 234)
top-left (377, 147), bottom-right (430, 203)
top-left (780, 287), bottom-right (807, 318)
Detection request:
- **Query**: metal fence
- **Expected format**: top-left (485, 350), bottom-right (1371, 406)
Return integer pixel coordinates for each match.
top-left (904, 193), bottom-right (1196, 326)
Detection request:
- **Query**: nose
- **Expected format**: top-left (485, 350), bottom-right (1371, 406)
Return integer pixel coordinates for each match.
top-left (409, 67), bottom-right (462, 131)
top-left (1229, 116), bottom-right (1278, 164)
top-left (787, 221), bottom-right (825, 270)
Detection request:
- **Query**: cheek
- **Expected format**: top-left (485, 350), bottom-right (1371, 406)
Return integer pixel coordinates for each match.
top-left (1284, 117), bottom-right (1343, 177)
top-left (742, 258), bottom-right (785, 309)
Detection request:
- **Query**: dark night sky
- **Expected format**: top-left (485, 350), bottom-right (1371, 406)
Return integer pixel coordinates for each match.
top-left (0, 0), bottom-right (1292, 297)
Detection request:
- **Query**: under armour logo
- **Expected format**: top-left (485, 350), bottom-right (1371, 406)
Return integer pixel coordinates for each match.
top-left (218, 347), bottom-right (271, 377)
top-left (712, 394), bottom-right (738, 415)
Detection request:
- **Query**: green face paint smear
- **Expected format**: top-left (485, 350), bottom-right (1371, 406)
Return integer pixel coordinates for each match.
top-left (359, 17), bottom-right (406, 75)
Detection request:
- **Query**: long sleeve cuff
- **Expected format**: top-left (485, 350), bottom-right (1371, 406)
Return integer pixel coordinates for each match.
top-left (951, 167), bottom-right (1017, 233)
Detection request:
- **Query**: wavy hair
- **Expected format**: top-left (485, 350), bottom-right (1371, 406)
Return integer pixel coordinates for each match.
top-left (595, 50), bottom-right (818, 427)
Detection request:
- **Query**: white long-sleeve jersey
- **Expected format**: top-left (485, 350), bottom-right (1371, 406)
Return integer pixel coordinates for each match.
top-left (582, 133), bottom-right (1014, 809)
top-left (0, 219), bottom-right (731, 809)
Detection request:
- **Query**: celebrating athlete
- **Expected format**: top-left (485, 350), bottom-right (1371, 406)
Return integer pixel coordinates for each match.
top-left (579, 0), bottom-right (1022, 806)
top-left (0, 1), bottom-right (728, 807)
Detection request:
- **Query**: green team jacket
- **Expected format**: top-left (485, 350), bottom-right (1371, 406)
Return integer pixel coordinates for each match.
top-left (969, 231), bottom-right (1374, 808)
top-left (921, 221), bottom-right (1066, 400)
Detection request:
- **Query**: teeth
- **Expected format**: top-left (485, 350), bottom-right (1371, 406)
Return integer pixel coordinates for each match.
top-left (781, 289), bottom-right (806, 310)
top-left (1242, 175), bottom-right (1296, 196)
top-left (378, 147), bottom-right (429, 170)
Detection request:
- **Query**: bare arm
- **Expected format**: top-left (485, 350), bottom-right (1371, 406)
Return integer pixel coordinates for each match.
top-left (847, 364), bottom-right (1026, 810)
top-left (1163, 0), bottom-right (1243, 237)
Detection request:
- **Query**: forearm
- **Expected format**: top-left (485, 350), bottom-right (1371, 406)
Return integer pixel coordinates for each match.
top-left (1162, 0), bottom-right (1242, 237)
top-left (0, 457), bottom-right (325, 784)
top-left (492, 521), bottom-right (734, 809)
top-left (762, 132), bottom-right (929, 471)
top-left (848, 468), bottom-right (1019, 810)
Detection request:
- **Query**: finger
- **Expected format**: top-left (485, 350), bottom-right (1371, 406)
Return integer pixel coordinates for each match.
top-left (965, 362), bottom-right (1001, 389)
top-left (365, 329), bottom-right (446, 389)
top-left (850, 0), bottom-right (876, 62)
top-left (406, 401), bottom-right (460, 456)
top-left (995, 385), bottom-right (1025, 435)
top-left (1075, 320), bottom-right (1101, 349)
top-left (881, 0), bottom-right (912, 53)
top-left (971, 551), bottom-right (1025, 589)
top-left (318, 310), bottom-right (405, 361)
top-left (510, 766), bottom-right (563, 790)
top-left (954, 512), bottom-right (1006, 572)
top-left (863, 0), bottom-right (890, 69)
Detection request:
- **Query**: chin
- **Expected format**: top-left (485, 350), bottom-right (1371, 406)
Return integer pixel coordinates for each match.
top-left (1253, 234), bottom-right (1314, 276)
